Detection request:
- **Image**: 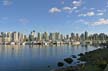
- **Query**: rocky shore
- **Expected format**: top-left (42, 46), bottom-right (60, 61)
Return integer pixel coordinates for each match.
top-left (53, 47), bottom-right (108, 71)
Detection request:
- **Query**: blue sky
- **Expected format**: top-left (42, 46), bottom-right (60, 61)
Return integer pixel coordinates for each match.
top-left (0, 0), bottom-right (108, 34)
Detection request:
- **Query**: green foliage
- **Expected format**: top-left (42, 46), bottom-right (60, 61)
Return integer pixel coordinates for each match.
top-left (79, 48), bottom-right (108, 71)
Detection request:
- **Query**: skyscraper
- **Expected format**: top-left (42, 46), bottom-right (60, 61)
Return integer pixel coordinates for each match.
top-left (43, 32), bottom-right (49, 41)
top-left (49, 33), bottom-right (55, 41)
top-left (80, 33), bottom-right (85, 41)
top-left (76, 33), bottom-right (80, 41)
top-left (85, 31), bottom-right (88, 40)
top-left (18, 33), bottom-right (25, 42)
top-left (12, 32), bottom-right (19, 42)
top-left (60, 34), bottom-right (64, 41)
top-left (37, 32), bottom-right (42, 41)
top-left (29, 30), bottom-right (36, 41)
top-left (71, 33), bottom-right (75, 41)
top-left (55, 32), bottom-right (60, 41)
top-left (0, 35), bottom-right (2, 44)
top-left (1, 32), bottom-right (5, 42)
top-left (66, 35), bottom-right (69, 40)
top-left (6, 32), bottom-right (11, 42)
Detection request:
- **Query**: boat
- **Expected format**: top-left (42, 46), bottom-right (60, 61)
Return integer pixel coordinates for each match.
top-left (11, 42), bottom-right (15, 45)
top-left (72, 41), bottom-right (80, 45)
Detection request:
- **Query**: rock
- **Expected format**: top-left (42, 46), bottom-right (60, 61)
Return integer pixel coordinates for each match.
top-left (72, 55), bottom-right (77, 58)
top-left (77, 61), bottom-right (80, 63)
top-left (64, 58), bottom-right (73, 64)
top-left (85, 52), bottom-right (88, 54)
top-left (57, 62), bottom-right (64, 67)
top-left (78, 53), bottom-right (84, 56)
top-left (48, 65), bottom-right (50, 68)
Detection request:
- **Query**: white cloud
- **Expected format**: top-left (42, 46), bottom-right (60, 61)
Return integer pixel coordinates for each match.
top-left (3, 0), bottom-right (12, 6)
top-left (72, 0), bottom-right (82, 7)
top-left (63, 7), bottom-right (72, 11)
top-left (62, 6), bottom-right (78, 14)
top-left (49, 7), bottom-right (61, 13)
top-left (75, 18), bottom-right (108, 26)
top-left (90, 8), bottom-right (95, 10)
top-left (96, 9), bottom-right (106, 16)
top-left (49, 0), bottom-right (82, 14)
top-left (78, 11), bottom-right (95, 17)
top-left (19, 18), bottom-right (29, 24)
top-left (87, 11), bottom-right (95, 16)
top-left (72, 7), bottom-right (78, 10)
top-left (91, 18), bottom-right (108, 26)
top-left (97, 13), bottom-right (104, 16)
top-left (78, 14), bottom-right (87, 17)
top-left (97, 9), bottom-right (106, 13)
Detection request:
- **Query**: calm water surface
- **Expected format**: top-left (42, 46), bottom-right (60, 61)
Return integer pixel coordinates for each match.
top-left (0, 45), bottom-right (99, 71)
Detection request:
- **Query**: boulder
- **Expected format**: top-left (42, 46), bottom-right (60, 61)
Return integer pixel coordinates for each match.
top-left (64, 58), bottom-right (73, 64)
top-left (72, 55), bottom-right (77, 58)
top-left (78, 53), bottom-right (84, 56)
top-left (57, 62), bottom-right (64, 67)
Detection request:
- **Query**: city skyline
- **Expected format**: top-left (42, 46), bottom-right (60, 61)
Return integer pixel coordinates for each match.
top-left (0, 31), bottom-right (108, 46)
top-left (0, 0), bottom-right (108, 34)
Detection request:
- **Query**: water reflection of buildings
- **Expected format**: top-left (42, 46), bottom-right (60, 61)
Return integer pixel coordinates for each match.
top-left (0, 45), bottom-right (99, 61)
top-left (0, 45), bottom-right (23, 58)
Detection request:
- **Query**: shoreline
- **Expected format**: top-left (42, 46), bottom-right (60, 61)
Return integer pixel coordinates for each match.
top-left (53, 46), bottom-right (108, 71)
top-left (0, 41), bottom-right (81, 46)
